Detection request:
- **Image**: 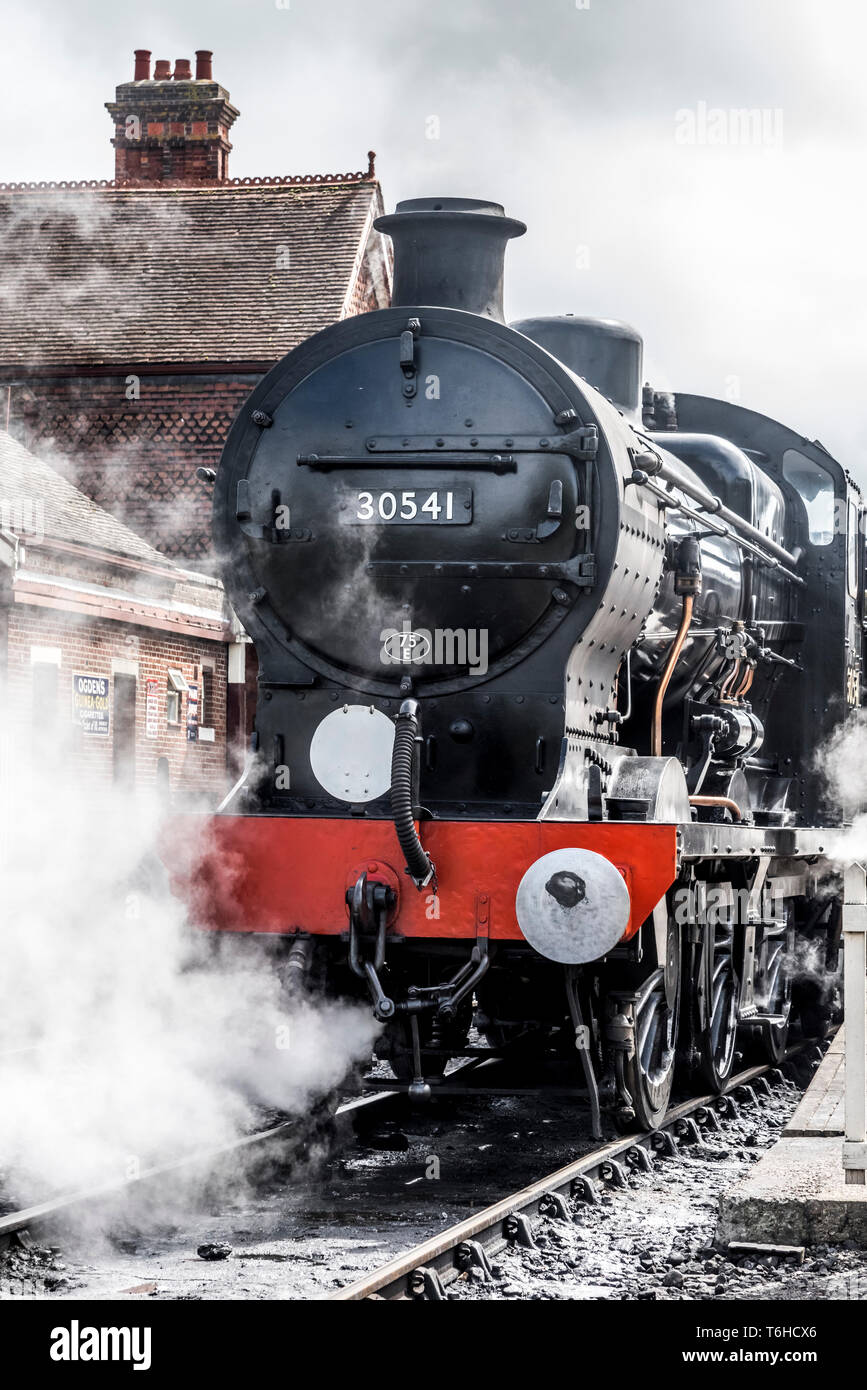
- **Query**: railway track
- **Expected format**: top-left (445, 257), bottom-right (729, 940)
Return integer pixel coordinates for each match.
top-left (0, 1054), bottom-right (494, 1245)
top-left (0, 1039), bottom-right (827, 1297)
top-left (0, 1035), bottom-right (87, 1062)
top-left (333, 1042), bottom-right (828, 1301)
top-left (0, 1087), bottom-right (400, 1243)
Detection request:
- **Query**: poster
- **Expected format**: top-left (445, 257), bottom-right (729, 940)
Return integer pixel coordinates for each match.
top-left (186, 681), bottom-right (199, 742)
top-left (72, 673), bottom-right (109, 736)
top-left (145, 679), bottom-right (159, 739)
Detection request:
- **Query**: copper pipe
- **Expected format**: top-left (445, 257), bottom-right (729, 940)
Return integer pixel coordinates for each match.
top-left (718, 659), bottom-right (741, 703)
top-left (689, 795), bottom-right (743, 822)
top-left (651, 593), bottom-right (694, 756)
top-left (734, 664), bottom-right (755, 699)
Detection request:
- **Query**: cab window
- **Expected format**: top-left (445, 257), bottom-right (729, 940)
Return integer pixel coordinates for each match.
top-left (782, 449), bottom-right (835, 545)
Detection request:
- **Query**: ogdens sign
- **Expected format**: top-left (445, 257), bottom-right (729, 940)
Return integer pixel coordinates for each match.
top-left (73, 673), bottom-right (110, 736)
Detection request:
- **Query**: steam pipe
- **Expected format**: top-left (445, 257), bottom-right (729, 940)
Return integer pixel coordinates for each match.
top-left (641, 452), bottom-right (798, 568)
top-left (618, 648), bottom-right (633, 722)
top-left (651, 594), bottom-right (694, 756)
top-left (635, 475), bottom-right (804, 585)
top-left (734, 665), bottom-right (755, 699)
top-left (719, 659), bottom-right (742, 703)
top-left (284, 935), bottom-right (312, 998)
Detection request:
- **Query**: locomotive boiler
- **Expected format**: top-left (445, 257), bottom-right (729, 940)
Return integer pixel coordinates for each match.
top-left (174, 196), bottom-right (862, 1130)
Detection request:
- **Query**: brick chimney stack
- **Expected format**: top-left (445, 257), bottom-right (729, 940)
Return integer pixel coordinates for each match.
top-left (106, 49), bottom-right (239, 185)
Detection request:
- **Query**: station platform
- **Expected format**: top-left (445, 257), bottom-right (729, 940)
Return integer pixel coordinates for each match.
top-left (717, 1027), bottom-right (867, 1248)
top-left (785, 1029), bottom-right (847, 1138)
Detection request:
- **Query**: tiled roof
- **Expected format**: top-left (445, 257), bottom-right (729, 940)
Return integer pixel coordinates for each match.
top-left (0, 180), bottom-right (385, 368)
top-left (0, 428), bottom-right (168, 562)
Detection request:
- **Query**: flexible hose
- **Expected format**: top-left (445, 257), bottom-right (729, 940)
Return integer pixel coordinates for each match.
top-left (391, 700), bottom-right (435, 888)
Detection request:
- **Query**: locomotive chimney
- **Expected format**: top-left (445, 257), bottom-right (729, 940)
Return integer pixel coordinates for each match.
top-left (374, 197), bottom-right (526, 322)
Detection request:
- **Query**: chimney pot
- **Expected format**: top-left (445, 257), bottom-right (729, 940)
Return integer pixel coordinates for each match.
top-left (109, 51), bottom-right (236, 185)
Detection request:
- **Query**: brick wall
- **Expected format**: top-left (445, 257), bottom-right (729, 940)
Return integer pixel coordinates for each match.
top-left (4, 605), bottom-right (229, 803)
top-left (4, 281), bottom-right (385, 566)
top-left (5, 373), bottom-right (261, 564)
top-left (344, 256), bottom-right (382, 317)
top-left (113, 135), bottom-right (229, 186)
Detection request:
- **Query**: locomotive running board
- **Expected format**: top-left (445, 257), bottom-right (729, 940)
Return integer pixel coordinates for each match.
top-left (678, 823), bottom-right (832, 863)
top-left (161, 815), bottom-right (834, 946)
top-left (162, 816), bottom-right (678, 944)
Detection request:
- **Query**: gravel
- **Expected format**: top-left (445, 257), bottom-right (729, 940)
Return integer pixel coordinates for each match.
top-left (450, 1076), bottom-right (867, 1301)
top-left (4, 1062), bottom-right (867, 1301)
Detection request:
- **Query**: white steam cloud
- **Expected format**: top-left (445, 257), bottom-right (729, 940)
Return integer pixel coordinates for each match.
top-left (0, 720), bottom-right (379, 1211)
top-left (817, 709), bottom-right (867, 863)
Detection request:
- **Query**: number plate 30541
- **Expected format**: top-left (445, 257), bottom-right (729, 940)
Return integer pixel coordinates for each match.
top-left (346, 487), bottom-right (473, 525)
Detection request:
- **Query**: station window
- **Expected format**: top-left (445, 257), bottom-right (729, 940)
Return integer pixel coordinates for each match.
top-left (782, 449), bottom-right (835, 546)
top-left (166, 668), bottom-right (188, 725)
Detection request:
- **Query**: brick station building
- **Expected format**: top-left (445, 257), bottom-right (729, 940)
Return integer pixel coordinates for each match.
top-left (0, 49), bottom-right (390, 565)
top-left (0, 429), bottom-right (232, 798)
top-left (0, 48), bottom-right (392, 789)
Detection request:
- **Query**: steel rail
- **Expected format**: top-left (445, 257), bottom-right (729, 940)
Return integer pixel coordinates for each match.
top-left (0, 1088), bottom-right (399, 1240)
top-left (0, 1054), bottom-right (493, 1240)
top-left (332, 1042), bottom-right (826, 1301)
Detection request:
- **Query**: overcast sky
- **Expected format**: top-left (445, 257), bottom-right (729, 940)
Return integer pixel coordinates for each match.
top-left (1, 0), bottom-right (864, 472)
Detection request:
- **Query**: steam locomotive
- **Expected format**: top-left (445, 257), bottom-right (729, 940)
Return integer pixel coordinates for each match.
top-left (173, 196), bottom-right (861, 1131)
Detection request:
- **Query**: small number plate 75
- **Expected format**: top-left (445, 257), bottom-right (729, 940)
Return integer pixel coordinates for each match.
top-left (345, 488), bottom-right (473, 525)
